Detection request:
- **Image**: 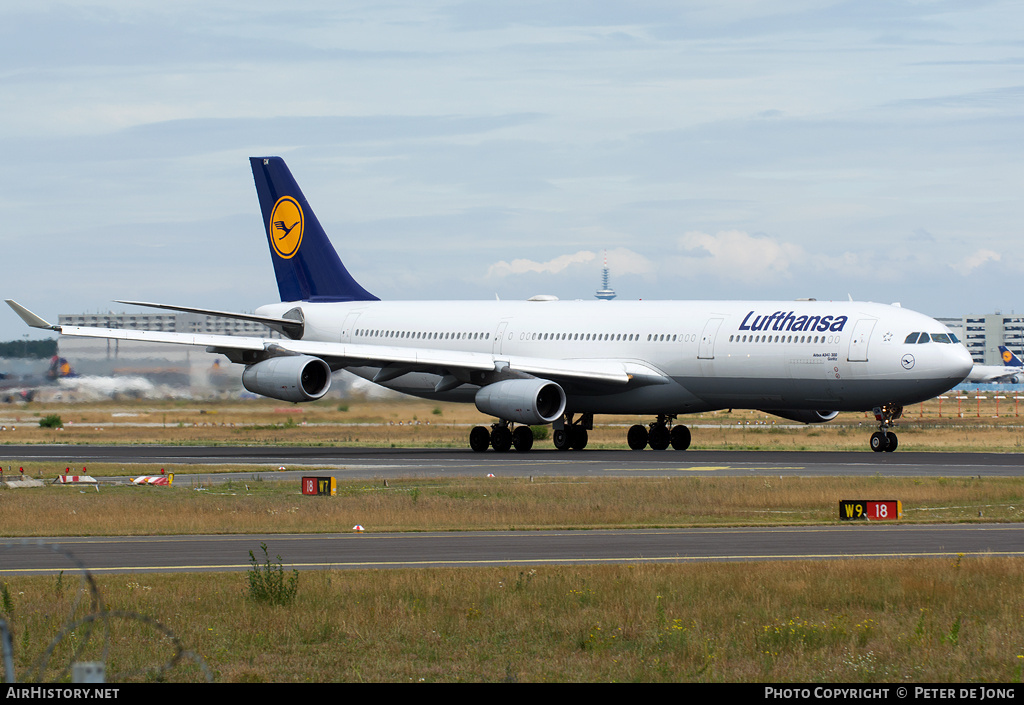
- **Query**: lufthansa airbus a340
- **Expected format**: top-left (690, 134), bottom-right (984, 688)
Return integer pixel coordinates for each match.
top-left (7, 157), bottom-right (973, 453)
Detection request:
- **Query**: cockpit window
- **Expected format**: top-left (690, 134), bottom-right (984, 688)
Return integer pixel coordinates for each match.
top-left (917, 333), bottom-right (931, 344)
top-left (904, 333), bottom-right (920, 344)
top-left (930, 333), bottom-right (951, 344)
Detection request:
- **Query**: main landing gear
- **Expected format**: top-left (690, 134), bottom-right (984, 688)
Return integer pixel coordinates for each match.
top-left (869, 403), bottom-right (903, 453)
top-left (627, 414), bottom-right (691, 451)
top-left (468, 412), bottom-right (694, 452)
top-left (470, 420), bottom-right (535, 453)
top-left (553, 413), bottom-right (591, 451)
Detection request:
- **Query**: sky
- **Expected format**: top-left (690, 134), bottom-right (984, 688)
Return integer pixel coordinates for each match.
top-left (2, 0), bottom-right (1022, 341)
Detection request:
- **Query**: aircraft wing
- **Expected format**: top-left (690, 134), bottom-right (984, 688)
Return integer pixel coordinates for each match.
top-left (7, 301), bottom-right (667, 388)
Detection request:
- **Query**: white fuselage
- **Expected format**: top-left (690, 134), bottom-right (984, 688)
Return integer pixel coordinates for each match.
top-left (966, 367), bottom-right (1023, 384)
top-left (256, 298), bottom-right (973, 415)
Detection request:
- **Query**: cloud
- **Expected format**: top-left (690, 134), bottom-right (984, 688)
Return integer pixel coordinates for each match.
top-left (676, 230), bottom-right (805, 282)
top-left (487, 250), bottom-right (596, 278)
top-left (602, 247), bottom-right (656, 277)
top-left (485, 247), bottom-right (656, 281)
top-left (952, 248), bottom-right (1001, 276)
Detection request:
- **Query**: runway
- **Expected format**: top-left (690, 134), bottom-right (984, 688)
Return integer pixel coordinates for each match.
top-left (1, 445), bottom-right (1022, 480)
top-left (4, 524), bottom-right (1024, 575)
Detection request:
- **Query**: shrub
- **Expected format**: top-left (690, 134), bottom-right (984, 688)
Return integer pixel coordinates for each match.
top-left (246, 543), bottom-right (299, 606)
top-left (38, 414), bottom-right (62, 429)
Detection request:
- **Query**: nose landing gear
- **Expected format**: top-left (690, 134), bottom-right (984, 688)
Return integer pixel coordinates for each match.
top-left (870, 404), bottom-right (903, 453)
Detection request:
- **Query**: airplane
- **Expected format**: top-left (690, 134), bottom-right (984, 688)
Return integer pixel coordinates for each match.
top-left (6, 157), bottom-right (973, 453)
top-left (0, 355), bottom-right (76, 402)
top-left (964, 346), bottom-right (1024, 384)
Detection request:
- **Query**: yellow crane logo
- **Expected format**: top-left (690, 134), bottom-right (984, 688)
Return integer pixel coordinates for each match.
top-left (269, 196), bottom-right (304, 259)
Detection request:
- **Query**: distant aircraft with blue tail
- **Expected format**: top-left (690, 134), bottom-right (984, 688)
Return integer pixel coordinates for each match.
top-left (965, 346), bottom-right (1024, 384)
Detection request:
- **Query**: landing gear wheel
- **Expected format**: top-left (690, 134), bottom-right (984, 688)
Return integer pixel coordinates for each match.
top-left (870, 432), bottom-right (889, 453)
top-left (670, 425), bottom-right (691, 451)
top-left (512, 426), bottom-right (534, 452)
top-left (491, 426), bottom-right (513, 452)
top-left (884, 433), bottom-right (898, 452)
top-left (470, 426), bottom-right (490, 452)
top-left (627, 424), bottom-right (648, 450)
top-left (648, 424), bottom-right (670, 451)
top-left (870, 403), bottom-right (903, 454)
top-left (553, 428), bottom-right (571, 451)
top-left (569, 427), bottom-right (588, 450)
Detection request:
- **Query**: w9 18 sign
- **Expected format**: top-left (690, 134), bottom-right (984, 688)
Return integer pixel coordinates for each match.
top-left (839, 500), bottom-right (902, 521)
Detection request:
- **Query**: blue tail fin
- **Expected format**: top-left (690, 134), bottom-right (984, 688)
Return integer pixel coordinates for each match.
top-left (250, 157), bottom-right (378, 303)
top-left (998, 346), bottom-right (1023, 367)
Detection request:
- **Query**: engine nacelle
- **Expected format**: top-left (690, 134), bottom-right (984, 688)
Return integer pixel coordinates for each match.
top-left (242, 355), bottom-right (331, 403)
top-left (474, 378), bottom-right (566, 425)
top-left (761, 409), bottom-right (840, 424)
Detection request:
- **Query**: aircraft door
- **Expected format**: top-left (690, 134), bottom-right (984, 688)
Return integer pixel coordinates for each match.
top-left (698, 318), bottom-right (724, 359)
top-left (493, 321), bottom-right (508, 355)
top-left (847, 319), bottom-right (876, 362)
top-left (341, 311), bottom-right (362, 344)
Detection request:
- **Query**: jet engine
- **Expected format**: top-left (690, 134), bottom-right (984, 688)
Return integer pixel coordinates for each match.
top-left (242, 355), bottom-right (332, 403)
top-left (474, 378), bottom-right (566, 425)
top-left (761, 409), bottom-right (840, 424)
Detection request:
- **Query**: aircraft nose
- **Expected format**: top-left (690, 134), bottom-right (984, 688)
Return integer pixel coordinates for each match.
top-left (948, 344), bottom-right (974, 383)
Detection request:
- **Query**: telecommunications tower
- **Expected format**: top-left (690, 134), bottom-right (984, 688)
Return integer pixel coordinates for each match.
top-left (594, 251), bottom-right (616, 300)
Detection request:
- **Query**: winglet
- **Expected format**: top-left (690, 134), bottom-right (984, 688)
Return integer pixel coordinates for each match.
top-left (5, 300), bottom-right (59, 330)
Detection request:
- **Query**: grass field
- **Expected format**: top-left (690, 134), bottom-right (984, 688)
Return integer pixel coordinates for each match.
top-left (1, 395), bottom-right (1023, 451)
top-left (2, 475), bottom-right (1024, 536)
top-left (1, 396), bottom-right (1023, 682)
top-left (3, 558), bottom-right (1024, 682)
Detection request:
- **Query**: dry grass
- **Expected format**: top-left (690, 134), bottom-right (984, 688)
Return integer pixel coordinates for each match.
top-left (1, 396), bottom-right (1023, 451)
top-left (2, 476), bottom-right (1024, 536)
top-left (2, 396), bottom-right (1023, 682)
top-left (2, 558), bottom-right (1024, 682)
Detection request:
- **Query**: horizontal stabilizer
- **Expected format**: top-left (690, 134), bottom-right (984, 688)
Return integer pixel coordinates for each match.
top-left (116, 300), bottom-right (305, 339)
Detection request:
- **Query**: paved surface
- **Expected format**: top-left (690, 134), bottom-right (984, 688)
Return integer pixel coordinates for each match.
top-left (4, 524), bottom-right (1024, 575)
top-left (1, 446), bottom-right (1022, 481)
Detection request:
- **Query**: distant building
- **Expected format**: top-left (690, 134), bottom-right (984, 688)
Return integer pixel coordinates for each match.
top-left (57, 311), bottom-right (281, 338)
top-left (55, 311), bottom-right (280, 387)
top-left (594, 251), bottom-right (616, 300)
top-left (938, 313), bottom-right (1024, 365)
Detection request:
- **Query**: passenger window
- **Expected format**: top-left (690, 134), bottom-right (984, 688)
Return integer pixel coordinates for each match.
top-left (904, 333), bottom-right (919, 344)
top-left (917, 333), bottom-right (930, 344)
